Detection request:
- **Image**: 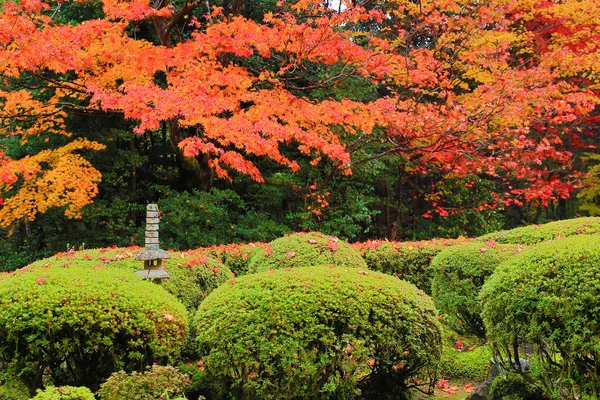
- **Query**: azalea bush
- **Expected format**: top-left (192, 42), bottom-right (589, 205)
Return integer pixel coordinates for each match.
top-left (247, 232), bottom-right (367, 273)
top-left (32, 386), bottom-right (95, 400)
top-left (98, 365), bottom-right (191, 400)
top-left (352, 238), bottom-right (470, 294)
top-left (27, 247), bottom-right (232, 312)
top-left (431, 241), bottom-right (522, 335)
top-left (475, 216), bottom-right (600, 245)
top-left (0, 265), bottom-right (187, 395)
top-left (193, 266), bottom-right (442, 400)
top-left (481, 234), bottom-right (600, 398)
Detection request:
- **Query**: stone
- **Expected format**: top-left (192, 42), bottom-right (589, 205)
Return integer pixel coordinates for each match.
top-left (146, 217), bottom-right (160, 224)
top-left (147, 204), bottom-right (159, 211)
top-left (466, 381), bottom-right (491, 400)
top-left (145, 237), bottom-right (159, 244)
top-left (146, 211), bottom-right (159, 218)
top-left (145, 231), bottom-right (159, 238)
top-left (146, 224), bottom-right (159, 231)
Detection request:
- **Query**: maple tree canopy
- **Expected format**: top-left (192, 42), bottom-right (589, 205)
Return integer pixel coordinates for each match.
top-left (0, 0), bottom-right (598, 228)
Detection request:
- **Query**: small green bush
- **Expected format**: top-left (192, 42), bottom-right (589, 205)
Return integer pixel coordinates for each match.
top-left (193, 266), bottom-right (442, 400)
top-left (27, 247), bottom-right (232, 312)
top-left (98, 365), bottom-right (191, 400)
top-left (481, 234), bottom-right (600, 398)
top-left (352, 238), bottom-right (470, 294)
top-left (0, 265), bottom-right (187, 395)
top-left (437, 325), bottom-right (491, 381)
top-left (475, 217), bottom-right (600, 245)
top-left (0, 378), bottom-right (29, 400)
top-left (201, 243), bottom-right (271, 277)
top-left (247, 232), bottom-right (367, 273)
top-left (489, 373), bottom-right (544, 400)
top-left (431, 241), bottom-right (522, 335)
top-left (32, 386), bottom-right (95, 400)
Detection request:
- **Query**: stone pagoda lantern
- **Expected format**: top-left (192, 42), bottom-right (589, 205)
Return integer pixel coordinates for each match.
top-left (135, 204), bottom-right (170, 282)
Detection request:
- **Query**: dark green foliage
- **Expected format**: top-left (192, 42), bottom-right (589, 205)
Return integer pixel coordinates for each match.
top-left (437, 325), bottom-right (491, 381)
top-left (32, 386), bottom-right (95, 400)
top-left (0, 265), bottom-right (187, 395)
top-left (480, 234), bottom-right (600, 398)
top-left (489, 373), bottom-right (544, 400)
top-left (27, 247), bottom-right (233, 312)
top-left (431, 241), bottom-right (522, 335)
top-left (475, 217), bottom-right (600, 245)
top-left (98, 365), bottom-right (191, 400)
top-left (353, 238), bottom-right (470, 294)
top-left (247, 232), bottom-right (368, 273)
top-left (156, 187), bottom-right (291, 249)
top-left (193, 266), bottom-right (442, 400)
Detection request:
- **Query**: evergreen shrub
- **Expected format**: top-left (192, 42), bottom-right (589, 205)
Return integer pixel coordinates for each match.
top-left (489, 373), bottom-right (544, 400)
top-left (193, 266), bottom-right (442, 400)
top-left (481, 234), bottom-right (600, 398)
top-left (27, 247), bottom-right (232, 311)
top-left (247, 232), bottom-right (367, 273)
top-left (0, 265), bottom-right (187, 394)
top-left (352, 238), bottom-right (470, 294)
top-left (431, 241), bottom-right (522, 335)
top-left (98, 365), bottom-right (191, 400)
top-left (32, 386), bottom-right (95, 400)
top-left (475, 216), bottom-right (600, 245)
top-left (437, 326), bottom-right (491, 381)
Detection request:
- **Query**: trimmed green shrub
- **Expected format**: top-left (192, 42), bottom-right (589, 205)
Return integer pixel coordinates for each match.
top-left (193, 266), bottom-right (442, 400)
top-left (32, 386), bottom-right (95, 400)
top-left (247, 232), bottom-right (367, 273)
top-left (0, 378), bottom-right (29, 400)
top-left (27, 247), bottom-right (232, 312)
top-left (0, 265), bottom-right (187, 395)
top-left (489, 373), bottom-right (544, 400)
top-left (480, 234), bottom-right (600, 398)
top-left (200, 243), bottom-right (271, 277)
top-left (98, 365), bottom-right (191, 400)
top-left (352, 238), bottom-right (471, 294)
top-left (475, 217), bottom-right (600, 245)
top-left (437, 325), bottom-right (491, 381)
top-left (431, 241), bottom-right (522, 335)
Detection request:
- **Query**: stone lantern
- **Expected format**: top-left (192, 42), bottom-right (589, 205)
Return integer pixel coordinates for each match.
top-left (135, 204), bottom-right (170, 282)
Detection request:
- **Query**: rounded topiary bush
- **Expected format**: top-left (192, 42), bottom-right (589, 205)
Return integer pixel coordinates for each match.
top-left (475, 216), bottom-right (600, 245)
top-left (431, 241), bottom-right (522, 335)
top-left (27, 247), bottom-right (233, 312)
top-left (193, 266), bottom-right (442, 400)
top-left (98, 365), bottom-right (191, 400)
top-left (480, 234), bottom-right (600, 398)
top-left (353, 238), bottom-right (471, 294)
top-left (32, 386), bottom-right (95, 400)
top-left (247, 232), bottom-right (367, 273)
top-left (489, 373), bottom-right (544, 400)
top-left (437, 325), bottom-right (491, 381)
top-left (0, 265), bottom-right (187, 395)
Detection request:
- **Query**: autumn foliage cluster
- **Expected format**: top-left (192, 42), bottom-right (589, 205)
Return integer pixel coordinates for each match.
top-left (0, 0), bottom-right (597, 244)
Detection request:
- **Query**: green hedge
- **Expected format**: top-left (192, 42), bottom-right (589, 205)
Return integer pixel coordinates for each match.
top-left (352, 238), bottom-right (471, 294)
top-left (475, 217), bottom-right (600, 245)
top-left (431, 241), bottom-right (522, 335)
top-left (98, 365), bottom-right (191, 400)
top-left (481, 234), bottom-right (600, 398)
top-left (193, 266), bottom-right (442, 400)
top-left (198, 243), bottom-right (271, 277)
top-left (0, 265), bottom-right (187, 395)
top-left (247, 232), bottom-right (367, 273)
top-left (27, 247), bottom-right (232, 312)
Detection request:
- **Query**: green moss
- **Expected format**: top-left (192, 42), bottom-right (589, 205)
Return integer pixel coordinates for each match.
top-left (481, 234), bottom-right (600, 398)
top-left (247, 232), bottom-right (367, 273)
top-left (437, 325), bottom-right (491, 382)
top-left (431, 242), bottom-right (522, 335)
top-left (193, 266), bottom-right (442, 400)
top-left (476, 217), bottom-right (600, 245)
top-left (0, 265), bottom-right (187, 394)
top-left (353, 238), bottom-right (471, 294)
